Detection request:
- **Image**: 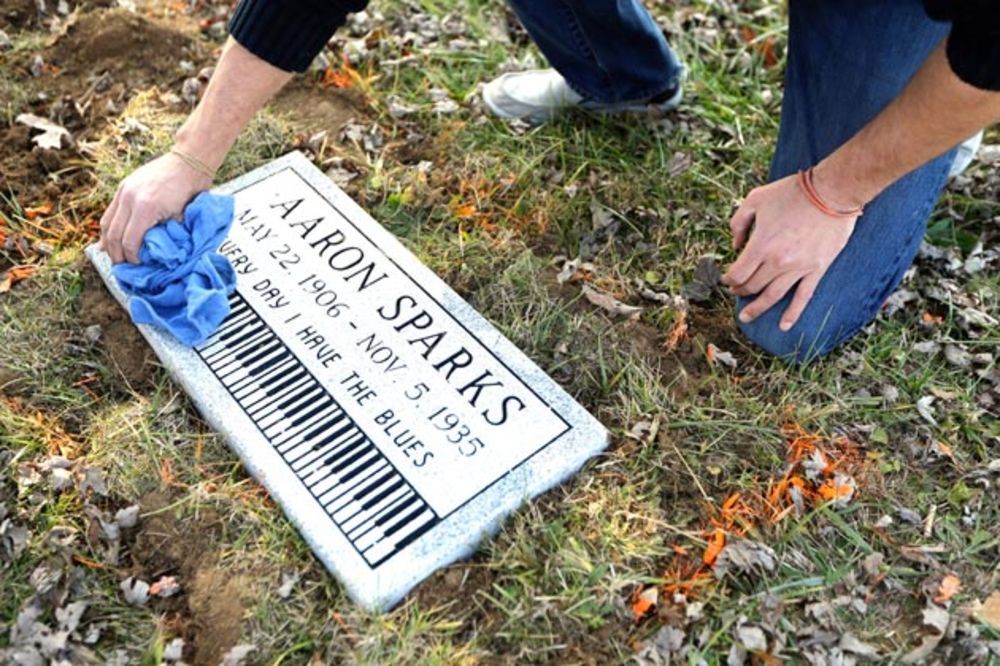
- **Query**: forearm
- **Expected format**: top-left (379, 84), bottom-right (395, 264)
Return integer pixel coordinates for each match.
top-left (174, 37), bottom-right (294, 172)
top-left (814, 42), bottom-right (1000, 209)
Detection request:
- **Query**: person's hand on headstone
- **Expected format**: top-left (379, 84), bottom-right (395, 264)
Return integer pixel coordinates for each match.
top-left (100, 151), bottom-right (213, 265)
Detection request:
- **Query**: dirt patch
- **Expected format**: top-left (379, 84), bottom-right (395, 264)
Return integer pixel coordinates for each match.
top-left (412, 562), bottom-right (494, 610)
top-left (77, 262), bottom-right (157, 387)
top-left (0, 0), bottom-right (39, 30)
top-left (0, 123), bottom-right (94, 205)
top-left (131, 490), bottom-right (248, 666)
top-left (46, 9), bottom-right (202, 92)
top-left (269, 77), bottom-right (361, 135)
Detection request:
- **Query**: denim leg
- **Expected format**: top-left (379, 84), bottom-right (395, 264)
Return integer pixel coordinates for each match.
top-left (737, 0), bottom-right (956, 364)
top-left (505, 0), bottom-right (682, 103)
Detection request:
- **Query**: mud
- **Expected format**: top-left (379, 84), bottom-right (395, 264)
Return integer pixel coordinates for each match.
top-left (270, 77), bottom-right (361, 135)
top-left (131, 490), bottom-right (249, 666)
top-left (77, 262), bottom-right (157, 387)
top-left (46, 9), bottom-right (202, 92)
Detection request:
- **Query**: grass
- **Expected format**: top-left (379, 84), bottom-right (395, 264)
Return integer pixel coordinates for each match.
top-left (1, 0), bottom-right (998, 663)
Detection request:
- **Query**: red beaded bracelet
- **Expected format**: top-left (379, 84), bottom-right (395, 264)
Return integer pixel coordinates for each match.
top-left (797, 167), bottom-right (864, 218)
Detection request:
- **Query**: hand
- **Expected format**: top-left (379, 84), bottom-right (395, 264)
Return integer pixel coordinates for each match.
top-left (721, 173), bottom-right (858, 331)
top-left (100, 152), bottom-right (213, 264)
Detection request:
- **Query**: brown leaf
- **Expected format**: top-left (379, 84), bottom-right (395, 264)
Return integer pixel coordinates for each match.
top-left (581, 285), bottom-right (642, 319)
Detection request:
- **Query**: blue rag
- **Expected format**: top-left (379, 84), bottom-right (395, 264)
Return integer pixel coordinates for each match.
top-left (112, 192), bottom-right (236, 347)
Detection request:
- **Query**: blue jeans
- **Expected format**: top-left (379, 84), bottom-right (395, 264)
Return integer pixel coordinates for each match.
top-left (510, 0), bottom-right (957, 363)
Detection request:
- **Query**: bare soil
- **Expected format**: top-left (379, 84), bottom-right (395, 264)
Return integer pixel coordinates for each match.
top-left (78, 262), bottom-right (158, 387)
top-left (269, 76), bottom-right (361, 135)
top-left (130, 490), bottom-right (249, 666)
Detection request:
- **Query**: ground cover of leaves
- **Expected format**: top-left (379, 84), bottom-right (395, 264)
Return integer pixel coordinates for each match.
top-left (1, 0), bottom-right (997, 663)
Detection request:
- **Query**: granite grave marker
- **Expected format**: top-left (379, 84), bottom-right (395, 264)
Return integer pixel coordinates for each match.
top-left (87, 151), bottom-right (608, 610)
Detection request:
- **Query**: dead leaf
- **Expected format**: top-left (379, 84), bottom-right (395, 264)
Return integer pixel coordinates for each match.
top-left (581, 284), bottom-right (642, 319)
top-left (934, 574), bottom-right (961, 604)
top-left (556, 258), bottom-right (595, 285)
top-left (113, 505), bottom-right (139, 529)
top-left (119, 577), bottom-right (150, 606)
top-left (706, 343), bottom-right (738, 369)
top-left (635, 625), bottom-right (686, 665)
top-left (15, 113), bottom-right (72, 150)
top-left (220, 644), bottom-right (256, 666)
top-left (916, 396), bottom-right (938, 426)
top-left (972, 590), bottom-right (1000, 630)
top-left (632, 586), bottom-right (658, 621)
top-left (713, 538), bottom-right (776, 578)
top-left (150, 575), bottom-right (181, 598)
top-left (840, 633), bottom-right (880, 658)
top-left (901, 603), bottom-right (950, 663)
top-left (163, 638), bottom-right (185, 662)
top-left (703, 529), bottom-right (726, 566)
top-left (735, 623), bottom-right (768, 653)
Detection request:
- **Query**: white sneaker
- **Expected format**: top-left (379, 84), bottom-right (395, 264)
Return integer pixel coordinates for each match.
top-left (482, 68), bottom-right (682, 124)
top-left (949, 131), bottom-right (983, 178)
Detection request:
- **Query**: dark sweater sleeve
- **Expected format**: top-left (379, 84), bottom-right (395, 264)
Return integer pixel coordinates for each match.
top-left (923, 0), bottom-right (1000, 91)
top-left (228, 0), bottom-right (370, 73)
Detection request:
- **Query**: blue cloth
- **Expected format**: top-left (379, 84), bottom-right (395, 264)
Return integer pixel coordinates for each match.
top-left (112, 192), bottom-right (236, 347)
top-left (528, 0), bottom-right (958, 362)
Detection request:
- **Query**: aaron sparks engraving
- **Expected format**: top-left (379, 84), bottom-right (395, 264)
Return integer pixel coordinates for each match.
top-left (87, 152), bottom-right (607, 610)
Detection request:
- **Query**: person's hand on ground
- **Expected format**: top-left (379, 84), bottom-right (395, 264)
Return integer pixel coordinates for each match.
top-left (100, 152), bottom-right (213, 264)
top-left (721, 172), bottom-right (859, 331)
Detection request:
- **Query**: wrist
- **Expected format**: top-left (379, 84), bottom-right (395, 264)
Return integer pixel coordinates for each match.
top-left (174, 114), bottom-right (234, 173)
top-left (811, 158), bottom-right (874, 211)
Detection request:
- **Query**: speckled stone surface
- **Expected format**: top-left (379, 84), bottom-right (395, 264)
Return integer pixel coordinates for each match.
top-left (86, 151), bottom-right (608, 611)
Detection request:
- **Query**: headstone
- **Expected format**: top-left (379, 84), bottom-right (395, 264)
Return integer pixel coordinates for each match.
top-left (86, 151), bottom-right (608, 610)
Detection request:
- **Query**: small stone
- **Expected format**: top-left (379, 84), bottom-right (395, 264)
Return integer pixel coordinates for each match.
top-left (0, 29), bottom-right (12, 51)
top-left (29, 54), bottom-right (44, 77)
top-left (83, 324), bottom-right (102, 343)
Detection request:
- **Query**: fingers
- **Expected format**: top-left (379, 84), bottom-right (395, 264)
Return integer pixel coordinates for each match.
top-left (103, 197), bottom-right (131, 264)
top-left (121, 201), bottom-right (157, 264)
top-left (779, 273), bottom-right (820, 331)
top-left (99, 188), bottom-right (122, 256)
top-left (722, 238), bottom-right (764, 289)
top-left (729, 262), bottom-right (772, 297)
top-left (729, 198), bottom-right (756, 250)
top-left (738, 271), bottom-right (801, 324)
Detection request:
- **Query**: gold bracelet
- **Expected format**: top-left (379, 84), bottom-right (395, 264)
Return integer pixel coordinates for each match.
top-left (170, 147), bottom-right (216, 180)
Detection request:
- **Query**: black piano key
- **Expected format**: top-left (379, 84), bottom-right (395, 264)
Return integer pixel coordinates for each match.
top-left (376, 495), bottom-right (420, 528)
top-left (377, 514), bottom-right (437, 560)
top-left (382, 502), bottom-right (428, 536)
top-left (237, 339), bottom-right (283, 370)
top-left (272, 401), bottom-right (337, 449)
top-left (361, 477), bottom-right (405, 512)
top-left (300, 412), bottom-right (347, 445)
top-left (336, 448), bottom-right (380, 486)
top-left (353, 469), bottom-right (397, 505)
top-left (247, 367), bottom-right (308, 402)
top-left (249, 377), bottom-right (314, 417)
top-left (217, 338), bottom-right (282, 380)
top-left (244, 375), bottom-right (310, 415)
top-left (327, 441), bottom-right (372, 474)
top-left (348, 493), bottom-right (413, 539)
top-left (289, 397), bottom-right (334, 429)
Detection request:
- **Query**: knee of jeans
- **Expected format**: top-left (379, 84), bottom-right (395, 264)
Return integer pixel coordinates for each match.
top-left (735, 300), bottom-right (845, 365)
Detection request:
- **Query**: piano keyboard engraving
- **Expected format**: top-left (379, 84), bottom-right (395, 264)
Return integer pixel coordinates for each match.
top-left (195, 291), bottom-right (440, 568)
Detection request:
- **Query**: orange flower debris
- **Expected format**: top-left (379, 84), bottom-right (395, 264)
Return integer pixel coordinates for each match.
top-left (632, 421), bottom-right (870, 623)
